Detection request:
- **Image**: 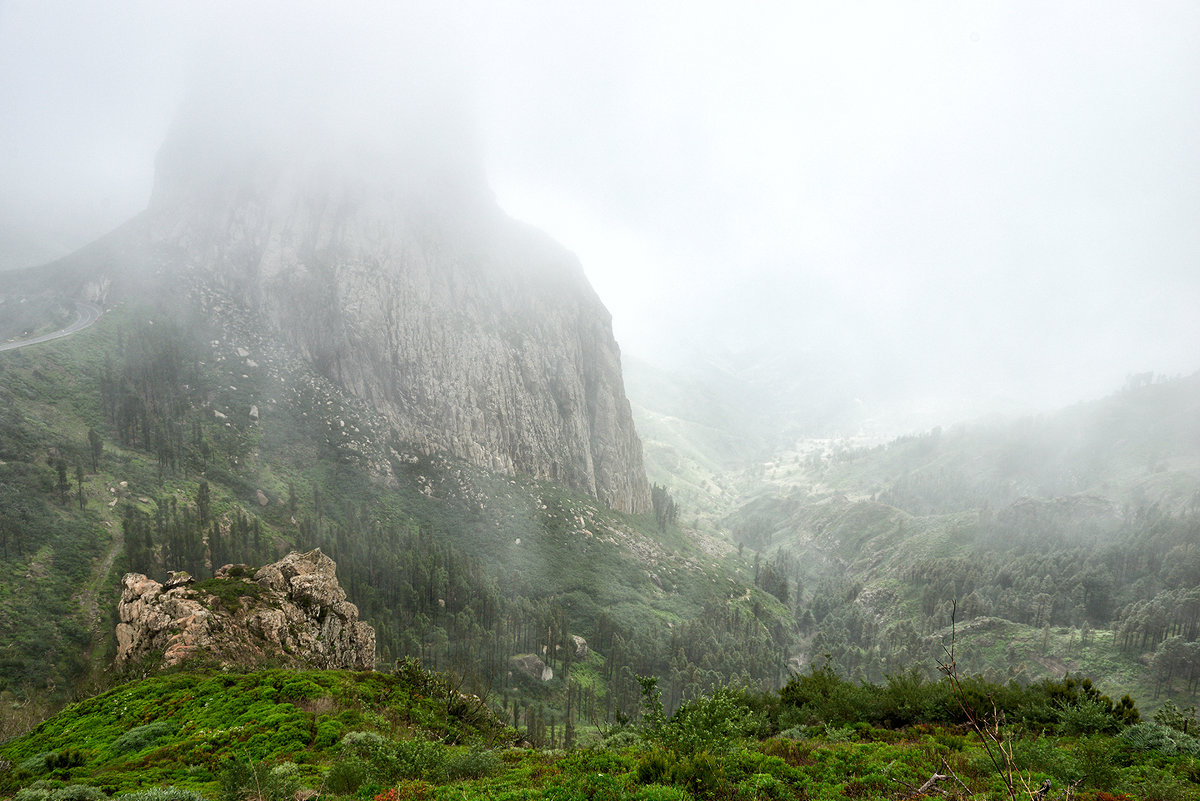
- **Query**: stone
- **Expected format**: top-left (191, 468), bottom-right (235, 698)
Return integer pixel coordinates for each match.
top-left (164, 570), bottom-right (194, 590)
top-left (511, 654), bottom-right (553, 682)
top-left (115, 549), bottom-right (375, 671)
top-left (570, 634), bottom-right (589, 659)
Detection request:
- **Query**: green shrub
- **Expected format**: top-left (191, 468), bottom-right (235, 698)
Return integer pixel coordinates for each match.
top-left (391, 738), bottom-right (447, 782)
top-left (635, 750), bottom-right (671, 785)
top-left (314, 717), bottom-right (344, 748)
top-left (277, 678), bottom-right (325, 702)
top-left (667, 687), bottom-right (765, 755)
top-left (1152, 701), bottom-right (1198, 734)
top-left (737, 772), bottom-right (786, 801)
top-left (1071, 735), bottom-right (1127, 791)
top-left (778, 663), bottom-right (871, 727)
top-left (1058, 697), bottom-right (1118, 736)
top-left (50, 787), bottom-right (108, 801)
top-left (339, 731), bottom-right (394, 761)
top-left (13, 784), bottom-right (54, 801)
top-left (16, 786), bottom-right (108, 801)
top-left (217, 758), bottom-right (300, 801)
top-left (627, 785), bottom-right (691, 801)
top-left (17, 753), bottom-right (53, 775)
top-left (113, 788), bottom-right (206, 801)
top-left (443, 748), bottom-right (499, 780)
top-left (669, 752), bottom-right (725, 799)
top-left (1119, 722), bottom-right (1200, 756)
top-left (877, 669), bottom-right (955, 726)
top-left (325, 757), bottom-right (371, 794)
top-left (111, 721), bottom-right (176, 756)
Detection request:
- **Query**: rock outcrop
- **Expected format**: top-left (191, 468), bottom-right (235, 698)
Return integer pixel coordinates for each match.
top-left (511, 654), bottom-right (553, 682)
top-left (115, 549), bottom-right (375, 671)
top-left (34, 89), bottom-right (651, 514)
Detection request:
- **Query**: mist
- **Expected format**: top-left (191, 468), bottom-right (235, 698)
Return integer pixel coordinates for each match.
top-left (3, 1), bottom-right (1199, 432)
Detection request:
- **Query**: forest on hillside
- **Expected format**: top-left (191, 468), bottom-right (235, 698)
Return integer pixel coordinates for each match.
top-left (0, 308), bottom-right (790, 743)
top-left (725, 374), bottom-right (1200, 707)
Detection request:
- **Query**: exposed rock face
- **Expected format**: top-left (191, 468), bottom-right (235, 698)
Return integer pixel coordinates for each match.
top-left (41, 94), bottom-right (651, 514)
top-left (115, 549), bottom-right (375, 671)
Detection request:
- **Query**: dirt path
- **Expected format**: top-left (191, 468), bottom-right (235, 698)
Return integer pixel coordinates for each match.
top-left (76, 519), bottom-right (125, 646)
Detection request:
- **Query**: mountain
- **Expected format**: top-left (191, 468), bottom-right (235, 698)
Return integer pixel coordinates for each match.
top-left (14, 90), bottom-right (649, 515)
top-left (713, 373), bottom-right (1200, 703)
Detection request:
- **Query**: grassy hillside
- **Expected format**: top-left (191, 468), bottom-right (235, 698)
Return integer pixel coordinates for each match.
top-left (5, 661), bottom-right (1200, 800)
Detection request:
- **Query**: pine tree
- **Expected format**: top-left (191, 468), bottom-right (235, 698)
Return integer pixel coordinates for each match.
top-left (196, 480), bottom-right (211, 528)
top-left (87, 427), bottom-right (102, 472)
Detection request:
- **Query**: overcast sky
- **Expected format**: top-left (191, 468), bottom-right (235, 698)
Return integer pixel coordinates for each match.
top-left (2, 1), bottom-right (1199, 421)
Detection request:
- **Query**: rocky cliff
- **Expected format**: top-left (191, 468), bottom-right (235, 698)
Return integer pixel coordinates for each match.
top-left (115, 549), bottom-right (375, 671)
top-left (36, 94), bottom-right (651, 514)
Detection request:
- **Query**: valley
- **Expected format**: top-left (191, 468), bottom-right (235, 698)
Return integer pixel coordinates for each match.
top-left (3, 292), bottom-right (1199, 799)
top-left (2, 6), bottom-right (1199, 795)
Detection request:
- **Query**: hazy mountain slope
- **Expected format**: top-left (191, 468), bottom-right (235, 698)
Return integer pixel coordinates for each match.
top-left (10, 93), bottom-right (650, 514)
top-left (797, 372), bottom-right (1200, 515)
top-left (0, 306), bottom-right (788, 730)
top-left (715, 374), bottom-right (1200, 704)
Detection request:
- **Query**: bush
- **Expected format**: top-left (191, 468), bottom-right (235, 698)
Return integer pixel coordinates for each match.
top-left (111, 721), bottom-right (176, 756)
top-left (443, 748), bottom-right (499, 780)
top-left (737, 772), bottom-right (787, 801)
top-left (778, 663), bottom-right (871, 727)
top-left (390, 738), bottom-right (447, 782)
top-left (635, 750), bottom-right (671, 785)
top-left (1071, 736), bottom-right (1127, 791)
top-left (217, 758), bottom-right (300, 801)
top-left (667, 687), bottom-right (765, 755)
top-left (339, 731), bottom-right (395, 764)
top-left (17, 753), bottom-right (53, 776)
top-left (16, 786), bottom-right (108, 801)
top-left (1152, 701), bottom-right (1198, 734)
top-left (877, 669), bottom-right (954, 726)
top-left (1119, 723), bottom-right (1200, 756)
top-left (669, 752), bottom-right (726, 799)
top-left (1059, 697), bottom-right (1119, 736)
top-left (50, 788), bottom-right (108, 801)
top-left (333, 732), bottom-right (452, 785)
top-left (325, 757), bottom-right (371, 794)
top-left (314, 717), bottom-right (344, 748)
top-left (627, 785), bottom-right (691, 801)
top-left (114, 789), bottom-right (206, 801)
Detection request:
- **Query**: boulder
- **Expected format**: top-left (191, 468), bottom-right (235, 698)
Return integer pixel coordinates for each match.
top-left (115, 548), bottom-right (375, 671)
top-left (511, 654), bottom-right (553, 682)
top-left (570, 634), bottom-right (589, 660)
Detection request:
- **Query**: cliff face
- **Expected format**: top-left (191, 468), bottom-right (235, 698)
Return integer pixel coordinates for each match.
top-left (50, 100), bottom-right (650, 514)
top-left (116, 550), bottom-right (375, 671)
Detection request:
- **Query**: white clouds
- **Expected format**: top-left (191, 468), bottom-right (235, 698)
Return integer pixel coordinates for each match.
top-left (2, 1), bottom-right (1198, 415)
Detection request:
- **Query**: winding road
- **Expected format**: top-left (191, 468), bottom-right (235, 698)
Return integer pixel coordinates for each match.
top-left (0, 299), bottom-right (103, 352)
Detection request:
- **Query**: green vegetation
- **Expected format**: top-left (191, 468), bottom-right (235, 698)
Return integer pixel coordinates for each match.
top-left (4, 662), bottom-right (1200, 800)
top-left (0, 295), bottom-right (75, 343)
top-left (0, 303), bottom-right (788, 744)
top-left (719, 374), bottom-right (1200, 712)
top-left (6, 297), bottom-right (1200, 798)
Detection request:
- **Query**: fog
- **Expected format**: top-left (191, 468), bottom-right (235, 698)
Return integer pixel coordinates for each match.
top-left (3, 1), bottom-right (1199, 430)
